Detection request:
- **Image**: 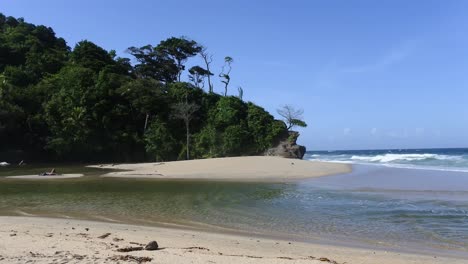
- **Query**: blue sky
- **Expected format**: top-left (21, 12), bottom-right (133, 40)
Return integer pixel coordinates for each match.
top-left (2, 0), bottom-right (468, 150)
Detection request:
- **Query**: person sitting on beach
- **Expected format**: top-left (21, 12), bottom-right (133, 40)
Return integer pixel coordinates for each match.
top-left (39, 168), bottom-right (57, 176)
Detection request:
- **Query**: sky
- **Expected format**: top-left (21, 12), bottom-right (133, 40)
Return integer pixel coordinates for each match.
top-left (2, 0), bottom-right (468, 150)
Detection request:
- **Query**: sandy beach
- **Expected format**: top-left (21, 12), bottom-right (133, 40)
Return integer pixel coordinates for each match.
top-left (91, 156), bottom-right (351, 182)
top-left (0, 216), bottom-right (464, 264)
top-left (5, 174), bottom-right (84, 180)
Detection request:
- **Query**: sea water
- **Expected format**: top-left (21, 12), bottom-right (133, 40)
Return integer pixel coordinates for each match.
top-left (306, 148), bottom-right (468, 172)
top-left (1, 149), bottom-right (468, 258)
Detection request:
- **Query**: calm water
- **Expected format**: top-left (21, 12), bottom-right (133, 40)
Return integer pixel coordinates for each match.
top-left (1, 159), bottom-right (468, 257)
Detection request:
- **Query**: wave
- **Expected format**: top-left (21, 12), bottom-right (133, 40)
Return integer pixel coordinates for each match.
top-left (350, 154), bottom-right (463, 163)
top-left (305, 150), bottom-right (468, 173)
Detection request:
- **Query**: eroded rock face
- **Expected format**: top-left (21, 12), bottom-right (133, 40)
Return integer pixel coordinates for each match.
top-left (264, 131), bottom-right (306, 159)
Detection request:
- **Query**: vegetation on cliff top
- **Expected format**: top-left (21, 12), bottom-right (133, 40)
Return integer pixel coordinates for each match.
top-left (0, 13), bottom-right (301, 162)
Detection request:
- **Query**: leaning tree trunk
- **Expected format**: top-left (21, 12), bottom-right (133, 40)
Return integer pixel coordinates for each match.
top-left (143, 113), bottom-right (149, 132)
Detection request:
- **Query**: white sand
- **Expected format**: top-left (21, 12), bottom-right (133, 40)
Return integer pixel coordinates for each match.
top-left (0, 216), bottom-right (465, 264)
top-left (92, 156), bottom-right (351, 182)
top-left (5, 174), bottom-right (84, 179)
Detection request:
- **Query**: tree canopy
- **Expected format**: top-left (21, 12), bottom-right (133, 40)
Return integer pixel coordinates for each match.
top-left (0, 14), bottom-right (292, 162)
top-left (277, 105), bottom-right (308, 130)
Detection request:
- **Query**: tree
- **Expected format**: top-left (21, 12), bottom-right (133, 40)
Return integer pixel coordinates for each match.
top-left (144, 118), bottom-right (176, 161)
top-left (172, 101), bottom-right (199, 160)
top-left (277, 105), bottom-right (308, 130)
top-left (188, 65), bottom-right (212, 89)
top-left (71, 40), bottom-right (114, 73)
top-left (156, 37), bottom-right (202, 81)
top-left (237, 86), bottom-right (243, 100)
top-left (118, 78), bottom-right (168, 133)
top-left (219, 56), bottom-right (233, 96)
top-left (44, 66), bottom-right (97, 156)
top-left (247, 103), bottom-right (280, 153)
top-left (0, 13), bottom-right (295, 162)
top-left (127, 44), bottom-right (178, 83)
top-left (200, 47), bottom-right (214, 93)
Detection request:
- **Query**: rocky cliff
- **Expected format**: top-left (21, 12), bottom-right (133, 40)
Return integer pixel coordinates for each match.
top-left (264, 131), bottom-right (306, 159)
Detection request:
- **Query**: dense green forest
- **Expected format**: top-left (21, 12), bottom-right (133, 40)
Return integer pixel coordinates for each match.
top-left (0, 14), bottom-right (291, 162)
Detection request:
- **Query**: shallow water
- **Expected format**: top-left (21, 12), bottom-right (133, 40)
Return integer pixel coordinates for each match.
top-left (1, 164), bottom-right (468, 257)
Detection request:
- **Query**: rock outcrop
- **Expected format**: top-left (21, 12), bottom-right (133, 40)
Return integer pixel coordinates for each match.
top-left (264, 131), bottom-right (306, 159)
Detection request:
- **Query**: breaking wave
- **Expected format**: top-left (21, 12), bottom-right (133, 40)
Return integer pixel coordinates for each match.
top-left (305, 148), bottom-right (468, 172)
top-left (350, 154), bottom-right (463, 163)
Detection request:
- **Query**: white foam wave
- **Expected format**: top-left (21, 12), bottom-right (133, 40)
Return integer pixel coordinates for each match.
top-left (308, 159), bottom-right (353, 164)
top-left (380, 163), bottom-right (468, 173)
top-left (308, 158), bottom-right (468, 173)
top-left (350, 154), bottom-right (462, 163)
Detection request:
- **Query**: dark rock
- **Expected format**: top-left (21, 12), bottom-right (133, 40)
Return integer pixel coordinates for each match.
top-left (108, 255), bottom-right (152, 263)
top-left (183, 247), bottom-right (209, 251)
top-left (116, 246), bottom-right (143, 252)
top-left (145, 240), bottom-right (159, 251)
top-left (264, 131), bottom-right (306, 159)
top-left (97, 233), bottom-right (111, 239)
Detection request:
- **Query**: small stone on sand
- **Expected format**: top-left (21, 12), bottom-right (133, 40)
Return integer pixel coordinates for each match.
top-left (145, 240), bottom-right (159, 251)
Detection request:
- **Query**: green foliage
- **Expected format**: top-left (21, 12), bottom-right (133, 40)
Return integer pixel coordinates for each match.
top-left (118, 78), bottom-right (168, 116)
top-left (210, 96), bottom-right (246, 129)
top-left (127, 44), bottom-right (178, 82)
top-left (193, 125), bottom-right (219, 158)
top-left (0, 15), bottom-right (68, 85)
top-left (0, 13), bottom-right (291, 162)
top-left (221, 124), bottom-right (249, 156)
top-left (246, 103), bottom-right (282, 152)
top-left (144, 118), bottom-right (176, 161)
top-left (290, 118), bottom-right (307, 128)
top-left (277, 105), bottom-right (307, 130)
top-left (188, 65), bottom-right (212, 89)
top-left (44, 66), bottom-right (97, 155)
top-left (156, 37), bottom-right (202, 81)
top-left (71, 40), bottom-right (114, 73)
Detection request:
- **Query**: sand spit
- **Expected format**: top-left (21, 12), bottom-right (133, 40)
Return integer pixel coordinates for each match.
top-left (5, 174), bottom-right (84, 180)
top-left (92, 156), bottom-right (351, 182)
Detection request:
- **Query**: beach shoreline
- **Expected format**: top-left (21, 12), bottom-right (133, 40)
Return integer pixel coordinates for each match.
top-left (90, 156), bottom-right (352, 182)
top-left (3, 158), bottom-right (467, 263)
top-left (5, 173), bottom-right (84, 180)
top-left (1, 216), bottom-right (466, 264)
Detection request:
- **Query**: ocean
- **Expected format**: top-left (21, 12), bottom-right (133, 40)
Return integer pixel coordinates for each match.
top-left (306, 148), bottom-right (468, 172)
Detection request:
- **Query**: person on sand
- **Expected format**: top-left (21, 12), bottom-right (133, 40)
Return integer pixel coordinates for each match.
top-left (39, 168), bottom-right (58, 176)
